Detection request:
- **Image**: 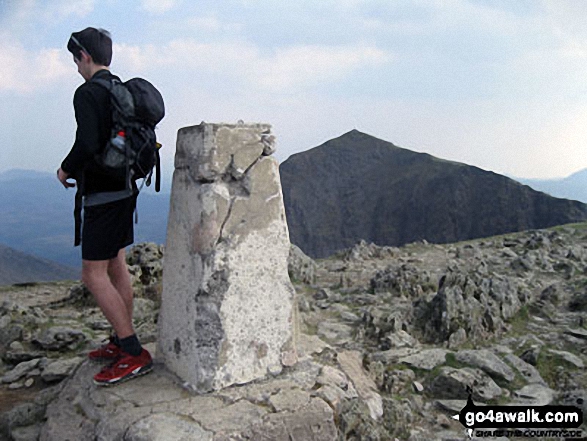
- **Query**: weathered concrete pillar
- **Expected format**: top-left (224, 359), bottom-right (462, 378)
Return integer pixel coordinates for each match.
top-left (158, 122), bottom-right (297, 393)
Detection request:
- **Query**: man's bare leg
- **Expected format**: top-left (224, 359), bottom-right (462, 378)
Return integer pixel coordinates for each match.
top-left (82, 257), bottom-right (134, 339)
top-left (107, 249), bottom-right (134, 326)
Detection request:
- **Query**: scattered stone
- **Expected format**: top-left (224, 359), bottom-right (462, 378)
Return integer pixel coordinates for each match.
top-left (455, 349), bottom-right (515, 382)
top-left (381, 330), bottom-right (419, 350)
top-left (317, 320), bottom-right (353, 344)
top-left (288, 244), bottom-right (317, 285)
top-left (314, 288), bottom-right (332, 300)
top-left (41, 357), bottom-right (83, 383)
top-left (337, 351), bottom-right (383, 421)
top-left (428, 367), bottom-right (502, 402)
top-left (1, 358), bottom-right (42, 384)
top-left (296, 334), bottom-right (331, 359)
top-left (32, 327), bottom-right (86, 351)
top-left (315, 384), bottom-right (349, 409)
top-left (564, 328), bottom-right (587, 340)
top-left (513, 384), bottom-right (555, 406)
top-left (369, 347), bottom-right (419, 365)
top-left (8, 381), bottom-right (23, 390)
top-left (435, 400), bottom-right (467, 414)
top-left (380, 369), bottom-right (416, 395)
top-left (268, 388), bottom-right (312, 412)
top-left (520, 346), bottom-right (541, 366)
top-left (413, 381), bottom-right (424, 393)
top-left (504, 354), bottom-right (545, 385)
top-left (548, 349), bottom-right (585, 368)
top-left (447, 328), bottom-right (467, 349)
top-left (399, 349), bottom-right (449, 371)
top-left (316, 365), bottom-right (349, 390)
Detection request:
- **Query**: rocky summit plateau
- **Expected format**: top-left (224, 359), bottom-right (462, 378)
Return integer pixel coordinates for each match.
top-left (280, 130), bottom-right (587, 259)
top-left (0, 224), bottom-right (586, 440)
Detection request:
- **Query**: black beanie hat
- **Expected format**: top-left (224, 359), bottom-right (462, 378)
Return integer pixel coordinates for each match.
top-left (67, 27), bottom-right (112, 66)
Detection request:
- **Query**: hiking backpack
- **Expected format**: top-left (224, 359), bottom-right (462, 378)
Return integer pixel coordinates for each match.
top-left (91, 76), bottom-right (165, 192)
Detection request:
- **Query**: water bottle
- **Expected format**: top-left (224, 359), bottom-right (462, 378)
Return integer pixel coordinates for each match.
top-left (103, 130), bottom-right (126, 168)
top-left (111, 131), bottom-right (126, 151)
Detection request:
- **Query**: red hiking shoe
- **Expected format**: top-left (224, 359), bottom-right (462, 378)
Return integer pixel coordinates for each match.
top-left (88, 337), bottom-right (122, 361)
top-left (93, 349), bottom-right (153, 386)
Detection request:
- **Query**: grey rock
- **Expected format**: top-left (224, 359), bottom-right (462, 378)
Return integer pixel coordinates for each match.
top-left (296, 334), bottom-right (331, 359)
top-left (371, 263), bottom-right (434, 298)
top-left (379, 368), bottom-right (416, 395)
top-left (11, 424), bottom-right (42, 441)
top-left (316, 365), bottom-right (349, 390)
top-left (125, 413), bottom-right (213, 441)
top-left (381, 330), bottom-right (419, 350)
top-left (559, 389), bottom-right (587, 416)
top-left (369, 347), bottom-right (419, 365)
top-left (420, 271), bottom-right (521, 343)
top-left (0, 402), bottom-right (47, 440)
top-left (33, 327), bottom-right (86, 351)
top-left (243, 397), bottom-right (338, 441)
top-left (428, 367), bottom-right (502, 402)
top-left (317, 320), bottom-right (352, 344)
top-left (548, 349), bottom-right (585, 368)
top-left (0, 323), bottom-right (24, 358)
top-left (315, 384), bottom-right (350, 409)
top-left (268, 388), bottom-right (312, 412)
top-left (435, 399), bottom-right (467, 414)
top-left (513, 384), bottom-right (555, 406)
top-left (288, 244), bottom-right (317, 285)
top-left (455, 349), bottom-right (515, 382)
top-left (1, 358), bottom-right (42, 383)
top-left (337, 351), bottom-right (383, 421)
top-left (520, 345), bottom-right (541, 366)
top-left (314, 288), bottom-right (332, 300)
top-left (8, 381), bottom-right (24, 389)
top-left (41, 357), bottom-right (83, 383)
top-left (447, 328), bottom-right (467, 349)
top-left (564, 328), bottom-right (587, 340)
top-left (400, 349), bottom-right (449, 371)
top-left (504, 354), bottom-right (545, 385)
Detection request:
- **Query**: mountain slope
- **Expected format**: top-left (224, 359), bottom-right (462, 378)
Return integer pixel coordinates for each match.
top-left (280, 130), bottom-right (587, 258)
top-left (515, 168), bottom-right (587, 203)
top-left (0, 244), bottom-right (79, 286)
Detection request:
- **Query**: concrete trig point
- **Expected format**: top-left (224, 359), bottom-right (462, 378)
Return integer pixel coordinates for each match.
top-left (158, 122), bottom-right (297, 393)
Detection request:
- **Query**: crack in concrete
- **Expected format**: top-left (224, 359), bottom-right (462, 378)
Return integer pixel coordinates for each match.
top-left (216, 154), bottom-right (264, 244)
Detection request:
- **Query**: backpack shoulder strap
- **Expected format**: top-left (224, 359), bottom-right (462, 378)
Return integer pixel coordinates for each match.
top-left (90, 77), bottom-right (113, 90)
top-left (91, 77), bottom-right (134, 118)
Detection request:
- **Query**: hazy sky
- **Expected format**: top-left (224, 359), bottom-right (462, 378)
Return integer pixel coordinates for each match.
top-left (2, 0), bottom-right (587, 179)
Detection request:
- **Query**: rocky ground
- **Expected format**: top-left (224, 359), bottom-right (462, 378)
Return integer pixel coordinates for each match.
top-left (0, 227), bottom-right (586, 440)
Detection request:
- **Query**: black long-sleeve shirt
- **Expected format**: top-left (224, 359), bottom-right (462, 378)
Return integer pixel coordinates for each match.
top-left (61, 69), bottom-right (127, 195)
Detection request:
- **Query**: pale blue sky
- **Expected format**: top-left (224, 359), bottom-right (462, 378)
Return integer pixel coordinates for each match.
top-left (2, 0), bottom-right (587, 180)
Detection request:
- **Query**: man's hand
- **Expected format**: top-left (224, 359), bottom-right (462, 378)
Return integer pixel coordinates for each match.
top-left (57, 168), bottom-right (76, 189)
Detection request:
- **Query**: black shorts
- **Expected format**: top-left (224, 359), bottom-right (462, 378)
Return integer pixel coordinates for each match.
top-left (81, 195), bottom-right (137, 261)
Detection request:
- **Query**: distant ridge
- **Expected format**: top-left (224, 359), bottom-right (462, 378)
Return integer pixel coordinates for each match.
top-left (514, 168), bottom-right (587, 203)
top-left (280, 130), bottom-right (587, 258)
top-left (0, 243), bottom-right (80, 286)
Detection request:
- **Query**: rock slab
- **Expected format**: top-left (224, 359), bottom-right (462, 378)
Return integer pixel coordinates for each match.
top-left (158, 123), bottom-right (296, 392)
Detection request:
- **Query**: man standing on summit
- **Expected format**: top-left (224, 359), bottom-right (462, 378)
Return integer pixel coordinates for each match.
top-left (57, 27), bottom-right (152, 385)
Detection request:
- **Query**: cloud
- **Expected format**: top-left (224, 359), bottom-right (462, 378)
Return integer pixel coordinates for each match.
top-left (140, 0), bottom-right (178, 14)
top-left (258, 45), bottom-right (390, 90)
top-left (114, 39), bottom-right (391, 91)
top-left (0, 42), bottom-right (72, 93)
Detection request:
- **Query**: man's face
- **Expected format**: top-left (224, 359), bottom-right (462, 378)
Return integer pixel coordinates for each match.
top-left (73, 51), bottom-right (92, 81)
